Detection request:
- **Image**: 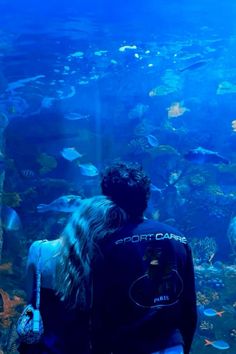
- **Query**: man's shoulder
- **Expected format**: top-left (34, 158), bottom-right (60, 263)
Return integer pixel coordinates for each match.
top-left (136, 219), bottom-right (184, 235)
top-left (104, 219), bottom-right (189, 248)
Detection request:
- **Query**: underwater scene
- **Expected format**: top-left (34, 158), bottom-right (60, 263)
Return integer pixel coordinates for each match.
top-left (0, 0), bottom-right (236, 352)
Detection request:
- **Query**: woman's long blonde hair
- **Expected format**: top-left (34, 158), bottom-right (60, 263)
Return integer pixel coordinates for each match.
top-left (56, 195), bottom-right (126, 309)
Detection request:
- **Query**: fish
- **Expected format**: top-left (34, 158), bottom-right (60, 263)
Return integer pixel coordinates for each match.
top-left (78, 163), bottom-right (99, 177)
top-left (64, 112), bottom-right (90, 120)
top-left (119, 45), bottom-right (137, 52)
top-left (61, 148), bottom-right (83, 161)
top-left (150, 184), bottom-right (163, 193)
top-left (204, 339), bottom-right (230, 350)
top-left (0, 206), bottom-right (21, 231)
top-left (203, 308), bottom-right (224, 317)
top-left (179, 60), bottom-right (208, 72)
top-left (222, 304), bottom-right (236, 314)
top-left (37, 195), bottom-right (82, 213)
top-left (146, 134), bottom-right (159, 147)
top-left (232, 119), bottom-right (236, 132)
top-left (68, 51), bottom-right (84, 58)
top-left (167, 101), bottom-right (190, 118)
top-left (184, 147), bottom-right (229, 164)
top-left (20, 169), bottom-right (36, 178)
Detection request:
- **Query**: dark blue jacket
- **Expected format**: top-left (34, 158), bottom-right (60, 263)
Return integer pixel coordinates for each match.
top-left (92, 219), bottom-right (197, 354)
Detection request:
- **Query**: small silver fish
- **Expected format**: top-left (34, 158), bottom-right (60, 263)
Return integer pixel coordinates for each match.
top-left (150, 183), bottom-right (163, 193)
top-left (64, 112), bottom-right (90, 120)
top-left (78, 163), bottom-right (99, 177)
top-left (37, 195), bottom-right (82, 213)
top-left (146, 134), bottom-right (159, 147)
top-left (61, 147), bottom-right (83, 161)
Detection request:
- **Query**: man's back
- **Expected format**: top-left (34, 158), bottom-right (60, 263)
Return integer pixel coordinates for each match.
top-left (92, 219), bottom-right (197, 354)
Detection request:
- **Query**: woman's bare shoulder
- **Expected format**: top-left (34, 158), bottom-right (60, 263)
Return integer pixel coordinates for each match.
top-left (27, 239), bottom-right (61, 264)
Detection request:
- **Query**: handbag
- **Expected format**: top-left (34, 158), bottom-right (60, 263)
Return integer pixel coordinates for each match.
top-left (17, 241), bottom-right (45, 344)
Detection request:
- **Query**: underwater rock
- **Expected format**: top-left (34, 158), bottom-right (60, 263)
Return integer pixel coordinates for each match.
top-left (1, 192), bottom-right (22, 208)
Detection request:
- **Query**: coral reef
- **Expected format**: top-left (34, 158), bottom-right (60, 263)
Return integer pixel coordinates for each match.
top-left (199, 320), bottom-right (214, 331)
top-left (190, 236), bottom-right (217, 264)
top-left (196, 291), bottom-right (211, 306)
top-left (0, 288), bottom-right (25, 328)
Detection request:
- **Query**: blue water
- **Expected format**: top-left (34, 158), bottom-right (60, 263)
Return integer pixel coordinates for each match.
top-left (0, 1), bottom-right (236, 353)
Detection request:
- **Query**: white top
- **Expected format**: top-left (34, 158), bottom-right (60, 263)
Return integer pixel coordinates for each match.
top-left (26, 239), bottom-right (62, 299)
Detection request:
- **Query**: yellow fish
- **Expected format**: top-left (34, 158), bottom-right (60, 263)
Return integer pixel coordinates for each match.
top-left (167, 101), bottom-right (190, 118)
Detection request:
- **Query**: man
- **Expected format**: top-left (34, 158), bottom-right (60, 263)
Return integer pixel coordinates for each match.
top-left (92, 161), bottom-right (197, 354)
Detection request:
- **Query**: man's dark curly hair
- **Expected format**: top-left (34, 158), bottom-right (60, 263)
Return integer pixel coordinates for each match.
top-left (101, 161), bottom-right (151, 221)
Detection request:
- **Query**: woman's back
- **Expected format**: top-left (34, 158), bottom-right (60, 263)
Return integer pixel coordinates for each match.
top-left (19, 239), bottom-right (91, 354)
top-left (19, 196), bottom-right (129, 354)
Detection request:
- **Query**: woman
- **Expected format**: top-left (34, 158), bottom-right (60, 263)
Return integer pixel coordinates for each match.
top-left (18, 195), bottom-right (126, 354)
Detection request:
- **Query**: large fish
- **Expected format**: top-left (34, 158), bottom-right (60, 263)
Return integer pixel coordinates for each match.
top-left (179, 60), bottom-right (208, 72)
top-left (184, 147), bottom-right (229, 164)
top-left (37, 195), bottom-right (82, 213)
